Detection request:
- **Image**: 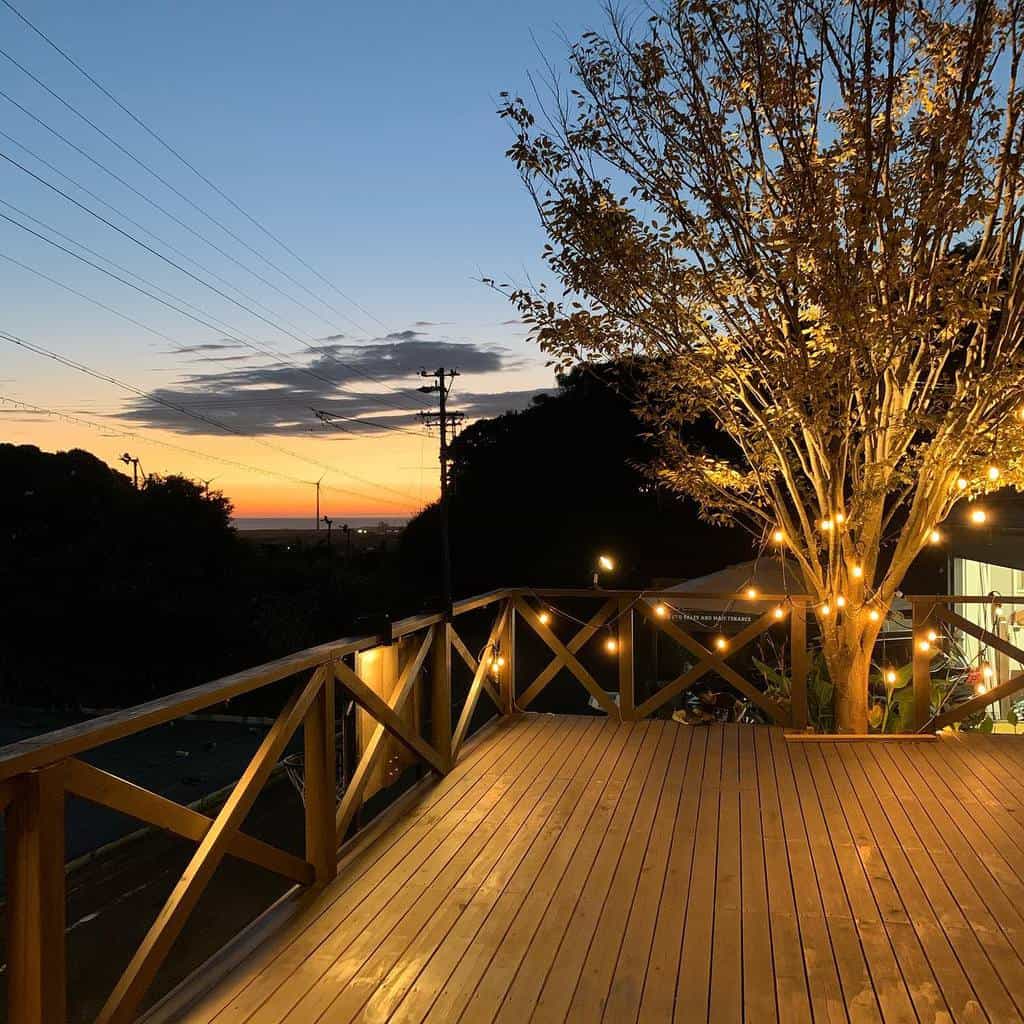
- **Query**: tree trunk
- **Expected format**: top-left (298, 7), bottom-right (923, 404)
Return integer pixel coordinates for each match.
top-left (821, 621), bottom-right (872, 734)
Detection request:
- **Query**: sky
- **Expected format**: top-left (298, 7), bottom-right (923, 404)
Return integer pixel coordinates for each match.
top-left (0, 0), bottom-right (603, 518)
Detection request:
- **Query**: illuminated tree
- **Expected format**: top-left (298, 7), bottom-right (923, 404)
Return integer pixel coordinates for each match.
top-left (500, 0), bottom-right (1024, 731)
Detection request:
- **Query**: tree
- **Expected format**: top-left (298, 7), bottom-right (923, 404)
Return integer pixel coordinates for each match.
top-left (399, 365), bottom-right (749, 598)
top-left (499, 0), bottom-right (1024, 731)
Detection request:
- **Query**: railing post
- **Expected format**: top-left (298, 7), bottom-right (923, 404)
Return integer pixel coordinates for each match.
top-left (432, 620), bottom-right (453, 771)
top-left (500, 598), bottom-right (516, 714)
top-left (618, 597), bottom-right (635, 720)
top-left (303, 666), bottom-right (337, 884)
top-left (912, 599), bottom-right (934, 731)
top-left (790, 600), bottom-right (809, 730)
top-left (6, 763), bottom-right (66, 1024)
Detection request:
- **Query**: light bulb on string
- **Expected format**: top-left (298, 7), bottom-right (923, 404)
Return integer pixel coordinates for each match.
top-left (714, 635), bottom-right (728, 651)
top-left (773, 605), bottom-right (785, 620)
top-left (926, 629), bottom-right (938, 643)
top-left (928, 529), bottom-right (941, 544)
top-left (654, 603), bottom-right (668, 618)
top-left (851, 565), bottom-right (863, 579)
top-left (971, 507), bottom-right (988, 525)
top-left (772, 528), bottom-right (786, 544)
top-left (957, 476), bottom-right (968, 491)
top-left (835, 512), bottom-right (845, 526)
top-left (820, 518), bottom-right (833, 532)
top-left (885, 668), bottom-right (897, 686)
top-left (988, 465), bottom-right (1001, 482)
top-left (604, 635), bottom-right (618, 655)
top-left (868, 608), bottom-right (880, 622)
top-left (745, 586), bottom-right (759, 599)
top-left (538, 610), bottom-right (551, 626)
top-left (821, 602), bottom-right (831, 616)
top-left (836, 595), bottom-right (847, 609)
top-left (917, 639), bottom-right (931, 653)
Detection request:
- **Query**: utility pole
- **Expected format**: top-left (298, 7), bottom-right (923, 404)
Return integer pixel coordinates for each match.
top-left (419, 368), bottom-right (463, 615)
top-left (120, 452), bottom-right (142, 490)
top-left (315, 474), bottom-right (325, 531)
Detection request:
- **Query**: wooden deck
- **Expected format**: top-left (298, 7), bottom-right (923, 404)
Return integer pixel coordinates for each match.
top-left (153, 714), bottom-right (1024, 1024)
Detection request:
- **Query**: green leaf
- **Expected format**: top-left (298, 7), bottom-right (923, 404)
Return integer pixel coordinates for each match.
top-left (980, 716), bottom-right (995, 734)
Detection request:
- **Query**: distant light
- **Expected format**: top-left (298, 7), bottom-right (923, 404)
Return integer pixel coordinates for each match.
top-left (745, 586), bottom-right (759, 599)
top-left (538, 610), bottom-right (551, 626)
top-left (714, 635), bottom-right (728, 651)
top-left (929, 529), bottom-right (941, 544)
top-left (970, 507), bottom-right (988, 525)
top-left (988, 465), bottom-right (1000, 482)
top-left (598, 555), bottom-right (614, 571)
top-left (852, 565), bottom-right (863, 579)
top-left (772, 528), bottom-right (786, 544)
top-left (604, 636), bottom-right (618, 654)
top-left (868, 608), bottom-right (880, 622)
top-left (654, 603), bottom-right (668, 618)
top-left (773, 605), bottom-right (785, 620)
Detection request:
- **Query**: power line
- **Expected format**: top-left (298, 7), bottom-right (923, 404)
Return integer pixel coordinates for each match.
top-left (0, 84), bottom-right (349, 342)
top-left (0, 171), bottom-right (420, 415)
top-left (0, 0), bottom-right (393, 336)
top-left (0, 327), bottom-right (421, 506)
top-left (0, 21), bottom-right (388, 337)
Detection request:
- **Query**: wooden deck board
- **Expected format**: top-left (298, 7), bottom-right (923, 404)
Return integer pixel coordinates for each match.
top-left (153, 716), bottom-right (1024, 1024)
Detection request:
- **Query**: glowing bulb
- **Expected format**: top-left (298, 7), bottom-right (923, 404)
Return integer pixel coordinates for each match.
top-left (836, 595), bottom-right (847, 609)
top-left (971, 507), bottom-right (988, 525)
top-left (988, 465), bottom-right (1000, 481)
top-left (868, 608), bottom-right (880, 622)
top-left (851, 565), bottom-right (863, 579)
top-left (772, 528), bottom-right (786, 544)
top-left (976, 682), bottom-right (988, 695)
top-left (917, 639), bottom-right (931, 653)
top-left (957, 477), bottom-right (968, 490)
top-left (982, 663), bottom-right (994, 680)
top-left (773, 605), bottom-right (785, 619)
top-left (745, 586), bottom-right (758, 599)
top-left (835, 512), bottom-right (845, 525)
top-left (714, 636), bottom-right (728, 651)
top-left (538, 610), bottom-right (551, 626)
top-left (598, 555), bottom-right (614, 571)
top-left (929, 529), bottom-right (941, 544)
top-left (885, 669), bottom-right (897, 685)
top-left (821, 603), bottom-right (831, 616)
top-left (604, 636), bottom-right (618, 654)
top-left (820, 518), bottom-right (833, 532)
top-left (926, 629), bottom-right (937, 643)
top-left (496, 655), bottom-right (506, 668)
top-left (654, 603), bottom-right (668, 618)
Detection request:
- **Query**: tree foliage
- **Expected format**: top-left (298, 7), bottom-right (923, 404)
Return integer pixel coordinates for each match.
top-left (500, 0), bottom-right (1024, 729)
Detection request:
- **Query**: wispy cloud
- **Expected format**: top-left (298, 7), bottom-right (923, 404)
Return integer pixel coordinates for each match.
top-left (116, 334), bottom-right (545, 436)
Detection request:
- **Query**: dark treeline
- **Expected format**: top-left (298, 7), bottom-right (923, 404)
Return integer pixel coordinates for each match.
top-left (3, 368), bottom-right (752, 709)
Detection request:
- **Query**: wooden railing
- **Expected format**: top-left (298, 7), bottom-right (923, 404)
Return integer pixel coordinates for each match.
top-left (4, 585), bottom-right (1014, 1023)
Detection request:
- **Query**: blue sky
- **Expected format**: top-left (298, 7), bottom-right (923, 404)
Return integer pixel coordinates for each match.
top-left (0, 0), bottom-right (605, 514)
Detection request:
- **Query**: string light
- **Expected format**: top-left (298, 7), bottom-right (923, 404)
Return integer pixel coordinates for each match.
top-left (917, 639), bottom-right (931, 653)
top-left (821, 602), bottom-right (831, 616)
top-left (836, 595), bottom-right (847, 609)
top-left (604, 636), bottom-right (618, 654)
top-left (745, 586), bottom-right (759, 599)
top-left (598, 555), bottom-right (614, 571)
top-left (929, 529), bottom-right (941, 544)
top-left (772, 528), bottom-right (786, 544)
top-left (970, 507), bottom-right (988, 525)
top-left (773, 605), bottom-right (785, 619)
top-left (496, 655), bottom-right (506, 668)
top-left (926, 629), bottom-right (938, 643)
top-left (868, 608), bottom-right (880, 622)
top-left (538, 610), bottom-right (551, 626)
top-left (851, 565), bottom-right (863, 579)
top-left (957, 476), bottom-right (968, 490)
top-left (654, 603), bottom-right (668, 618)
top-left (835, 512), bottom-right (845, 525)
top-left (982, 662), bottom-right (994, 681)
top-left (976, 681), bottom-right (989, 695)
top-left (820, 518), bottom-right (834, 532)
top-left (885, 668), bottom-right (897, 686)
top-left (714, 635), bottom-right (728, 651)
top-left (988, 465), bottom-right (1001, 482)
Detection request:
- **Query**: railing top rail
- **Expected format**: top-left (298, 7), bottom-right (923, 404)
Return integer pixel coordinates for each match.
top-left (518, 587), bottom-right (816, 602)
top-left (0, 588), bottom-right (510, 783)
top-left (904, 593), bottom-right (1024, 603)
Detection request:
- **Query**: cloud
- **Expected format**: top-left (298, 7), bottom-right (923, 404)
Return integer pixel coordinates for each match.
top-left (316, 333), bottom-right (346, 342)
top-left (165, 341), bottom-right (243, 354)
top-left (114, 336), bottom-right (537, 436)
